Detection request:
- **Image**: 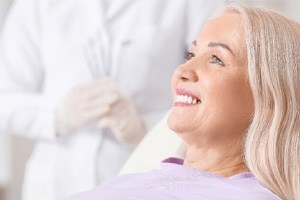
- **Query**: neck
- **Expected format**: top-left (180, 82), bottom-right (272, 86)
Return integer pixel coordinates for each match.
top-left (183, 145), bottom-right (248, 177)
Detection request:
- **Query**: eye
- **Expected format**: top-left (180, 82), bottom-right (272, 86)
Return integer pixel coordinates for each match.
top-left (210, 54), bottom-right (224, 66)
top-left (185, 51), bottom-right (196, 60)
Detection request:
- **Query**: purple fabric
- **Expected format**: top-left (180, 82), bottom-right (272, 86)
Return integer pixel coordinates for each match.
top-left (67, 157), bottom-right (280, 200)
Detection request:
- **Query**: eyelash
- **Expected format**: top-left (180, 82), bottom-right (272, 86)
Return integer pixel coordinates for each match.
top-left (210, 54), bottom-right (224, 66)
top-left (185, 51), bottom-right (224, 67)
top-left (185, 51), bottom-right (195, 60)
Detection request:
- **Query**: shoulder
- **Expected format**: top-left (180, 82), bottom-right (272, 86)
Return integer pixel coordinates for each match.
top-left (233, 178), bottom-right (281, 200)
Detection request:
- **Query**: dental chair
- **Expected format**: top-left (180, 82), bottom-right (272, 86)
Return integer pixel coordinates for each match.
top-left (119, 113), bottom-right (185, 175)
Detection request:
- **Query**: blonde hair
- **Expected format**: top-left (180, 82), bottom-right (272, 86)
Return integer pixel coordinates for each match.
top-left (225, 5), bottom-right (300, 200)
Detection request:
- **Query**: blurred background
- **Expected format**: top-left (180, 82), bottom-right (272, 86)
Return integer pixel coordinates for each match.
top-left (0, 0), bottom-right (299, 200)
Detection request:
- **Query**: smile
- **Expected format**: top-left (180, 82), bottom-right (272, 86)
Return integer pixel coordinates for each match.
top-left (174, 88), bottom-right (201, 106)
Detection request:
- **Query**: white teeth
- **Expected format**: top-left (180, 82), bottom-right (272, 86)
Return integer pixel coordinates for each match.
top-left (175, 95), bottom-right (199, 104)
top-left (183, 95), bottom-right (188, 102)
top-left (187, 97), bottom-right (192, 104)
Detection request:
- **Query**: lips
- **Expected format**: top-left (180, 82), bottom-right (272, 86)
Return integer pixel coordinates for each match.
top-left (174, 88), bottom-right (201, 106)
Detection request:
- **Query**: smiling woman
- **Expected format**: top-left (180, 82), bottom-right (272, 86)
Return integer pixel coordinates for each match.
top-left (168, 13), bottom-right (253, 153)
top-left (68, 5), bottom-right (300, 200)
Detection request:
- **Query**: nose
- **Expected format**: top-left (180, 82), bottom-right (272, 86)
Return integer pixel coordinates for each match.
top-left (173, 63), bottom-right (198, 82)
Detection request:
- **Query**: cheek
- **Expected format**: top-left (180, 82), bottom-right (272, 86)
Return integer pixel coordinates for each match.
top-left (170, 71), bottom-right (178, 96)
top-left (204, 74), bottom-right (254, 125)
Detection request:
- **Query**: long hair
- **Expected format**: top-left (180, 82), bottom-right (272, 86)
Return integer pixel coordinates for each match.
top-left (225, 5), bottom-right (300, 200)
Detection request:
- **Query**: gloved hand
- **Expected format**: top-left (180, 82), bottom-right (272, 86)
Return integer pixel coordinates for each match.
top-left (55, 78), bottom-right (119, 135)
top-left (97, 94), bottom-right (147, 147)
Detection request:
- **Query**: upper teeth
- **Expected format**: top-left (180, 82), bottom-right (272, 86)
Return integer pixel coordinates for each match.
top-left (176, 95), bottom-right (199, 104)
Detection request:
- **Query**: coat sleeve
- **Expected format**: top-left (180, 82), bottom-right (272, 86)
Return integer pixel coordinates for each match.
top-left (0, 0), bottom-right (58, 141)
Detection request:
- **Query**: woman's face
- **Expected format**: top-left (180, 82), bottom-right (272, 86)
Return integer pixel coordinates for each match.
top-left (168, 13), bottom-right (254, 146)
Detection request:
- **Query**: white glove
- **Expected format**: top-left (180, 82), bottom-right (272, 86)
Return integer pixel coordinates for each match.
top-left (56, 78), bottom-right (119, 135)
top-left (97, 94), bottom-right (147, 147)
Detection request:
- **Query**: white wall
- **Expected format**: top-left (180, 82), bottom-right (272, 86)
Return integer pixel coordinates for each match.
top-left (226, 0), bottom-right (300, 22)
top-left (285, 1), bottom-right (300, 22)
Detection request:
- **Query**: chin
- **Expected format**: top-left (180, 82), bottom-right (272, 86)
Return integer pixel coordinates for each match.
top-left (167, 113), bottom-right (198, 146)
top-left (167, 110), bottom-right (189, 134)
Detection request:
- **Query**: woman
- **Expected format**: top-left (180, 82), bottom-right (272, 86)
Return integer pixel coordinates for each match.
top-left (68, 5), bottom-right (300, 200)
top-left (0, 0), bottom-right (223, 199)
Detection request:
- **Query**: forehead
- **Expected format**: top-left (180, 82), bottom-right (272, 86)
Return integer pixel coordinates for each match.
top-left (195, 13), bottom-right (245, 57)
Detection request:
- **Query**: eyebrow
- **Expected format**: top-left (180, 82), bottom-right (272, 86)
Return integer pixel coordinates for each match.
top-left (192, 40), bottom-right (234, 55)
top-left (208, 42), bottom-right (234, 55)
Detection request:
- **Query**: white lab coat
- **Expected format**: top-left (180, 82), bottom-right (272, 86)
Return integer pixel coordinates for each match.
top-left (0, 0), bottom-right (223, 199)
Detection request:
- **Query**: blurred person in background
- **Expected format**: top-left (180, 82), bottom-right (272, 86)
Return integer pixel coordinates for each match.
top-left (0, 0), bottom-right (223, 199)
